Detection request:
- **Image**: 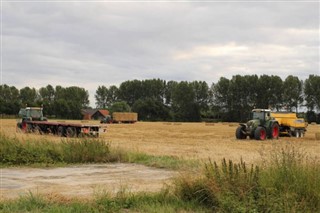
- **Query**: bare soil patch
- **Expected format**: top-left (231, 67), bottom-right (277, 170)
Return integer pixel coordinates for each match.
top-left (1, 163), bottom-right (175, 200)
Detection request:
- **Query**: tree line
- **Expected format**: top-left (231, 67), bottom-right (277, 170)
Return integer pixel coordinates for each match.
top-left (1, 74), bottom-right (319, 122)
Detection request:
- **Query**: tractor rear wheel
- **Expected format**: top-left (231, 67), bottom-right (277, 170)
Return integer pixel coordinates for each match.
top-left (270, 123), bottom-right (279, 139)
top-left (254, 126), bottom-right (267, 140)
top-left (236, 126), bottom-right (246, 139)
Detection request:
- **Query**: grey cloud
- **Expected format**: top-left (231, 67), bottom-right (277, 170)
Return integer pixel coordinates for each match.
top-left (2, 1), bottom-right (319, 106)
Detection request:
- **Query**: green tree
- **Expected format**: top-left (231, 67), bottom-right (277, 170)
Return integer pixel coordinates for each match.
top-left (109, 101), bottom-right (131, 114)
top-left (256, 75), bottom-right (283, 110)
top-left (108, 85), bottom-right (119, 105)
top-left (132, 97), bottom-right (170, 121)
top-left (19, 87), bottom-right (38, 107)
top-left (39, 85), bottom-right (55, 116)
top-left (141, 79), bottom-right (166, 102)
top-left (95, 85), bottom-right (119, 109)
top-left (0, 85), bottom-right (20, 115)
top-left (212, 77), bottom-right (231, 121)
top-left (191, 81), bottom-right (210, 112)
top-left (283, 75), bottom-right (303, 112)
top-left (118, 80), bottom-right (143, 106)
top-left (304, 75), bottom-right (320, 111)
top-left (164, 80), bottom-right (178, 106)
top-left (95, 85), bottom-right (108, 109)
top-left (54, 86), bottom-right (89, 119)
top-left (171, 81), bottom-right (200, 122)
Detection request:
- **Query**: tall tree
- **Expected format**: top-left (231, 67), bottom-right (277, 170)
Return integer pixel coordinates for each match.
top-left (95, 85), bottom-right (109, 109)
top-left (213, 77), bottom-right (232, 112)
top-left (256, 75), bottom-right (283, 110)
top-left (0, 85), bottom-right (20, 114)
top-left (171, 81), bottom-right (200, 122)
top-left (20, 87), bottom-right (38, 107)
top-left (283, 75), bottom-right (303, 112)
top-left (39, 84), bottom-right (55, 116)
top-left (118, 80), bottom-right (143, 106)
top-left (191, 81), bottom-right (210, 113)
top-left (304, 75), bottom-right (320, 111)
top-left (54, 86), bottom-right (89, 119)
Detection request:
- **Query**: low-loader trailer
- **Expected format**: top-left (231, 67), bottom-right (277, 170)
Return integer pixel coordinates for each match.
top-left (16, 107), bottom-right (104, 137)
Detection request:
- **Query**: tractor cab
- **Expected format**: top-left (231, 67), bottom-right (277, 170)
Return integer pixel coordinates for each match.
top-left (18, 107), bottom-right (47, 121)
top-left (251, 109), bottom-right (271, 121)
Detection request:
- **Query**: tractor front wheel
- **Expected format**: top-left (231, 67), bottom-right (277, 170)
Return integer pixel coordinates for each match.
top-left (236, 126), bottom-right (246, 139)
top-left (254, 126), bottom-right (267, 140)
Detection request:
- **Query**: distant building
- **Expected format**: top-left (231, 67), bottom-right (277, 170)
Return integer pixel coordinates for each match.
top-left (82, 109), bottom-right (109, 120)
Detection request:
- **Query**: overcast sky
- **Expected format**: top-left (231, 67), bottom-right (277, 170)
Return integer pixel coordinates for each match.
top-left (1, 1), bottom-right (319, 107)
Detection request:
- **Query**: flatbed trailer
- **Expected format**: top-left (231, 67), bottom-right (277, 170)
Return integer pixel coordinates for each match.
top-left (16, 107), bottom-right (105, 137)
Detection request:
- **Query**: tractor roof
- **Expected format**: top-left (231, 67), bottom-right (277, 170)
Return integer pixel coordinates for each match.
top-left (25, 107), bottom-right (42, 110)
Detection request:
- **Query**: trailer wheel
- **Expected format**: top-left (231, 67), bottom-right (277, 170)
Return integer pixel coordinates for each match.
top-left (236, 126), bottom-right (246, 139)
top-left (57, 126), bottom-right (65, 137)
top-left (270, 123), bottom-right (279, 139)
top-left (66, 127), bottom-right (76, 137)
top-left (254, 127), bottom-right (266, 140)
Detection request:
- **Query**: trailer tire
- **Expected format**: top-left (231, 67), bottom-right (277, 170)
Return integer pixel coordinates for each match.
top-left (236, 126), bottom-right (246, 139)
top-left (57, 126), bottom-right (65, 137)
top-left (34, 125), bottom-right (42, 135)
top-left (254, 126), bottom-right (267, 140)
top-left (66, 127), bottom-right (76, 137)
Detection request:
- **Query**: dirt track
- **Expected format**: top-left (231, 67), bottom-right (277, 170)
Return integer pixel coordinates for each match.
top-left (1, 163), bottom-right (175, 200)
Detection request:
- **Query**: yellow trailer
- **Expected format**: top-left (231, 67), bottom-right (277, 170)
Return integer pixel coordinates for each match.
top-left (271, 112), bottom-right (307, 137)
top-left (112, 112), bottom-right (138, 123)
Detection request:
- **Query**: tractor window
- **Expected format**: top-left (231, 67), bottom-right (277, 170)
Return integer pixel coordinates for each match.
top-left (18, 109), bottom-right (26, 117)
top-left (30, 109), bottom-right (42, 118)
top-left (252, 112), bottom-right (265, 120)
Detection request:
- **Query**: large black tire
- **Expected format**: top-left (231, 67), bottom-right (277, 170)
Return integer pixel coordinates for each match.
top-left (66, 127), bottom-right (76, 137)
top-left (254, 126), bottom-right (267, 140)
top-left (236, 126), bottom-right (246, 139)
top-left (57, 126), bottom-right (65, 137)
top-left (270, 123), bottom-right (279, 139)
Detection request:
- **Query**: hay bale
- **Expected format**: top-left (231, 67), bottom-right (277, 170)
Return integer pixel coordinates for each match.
top-left (315, 133), bottom-right (320, 140)
top-left (205, 123), bottom-right (215, 126)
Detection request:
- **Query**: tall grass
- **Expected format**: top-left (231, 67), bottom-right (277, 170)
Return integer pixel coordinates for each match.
top-left (174, 146), bottom-right (320, 212)
top-left (0, 133), bottom-right (111, 165)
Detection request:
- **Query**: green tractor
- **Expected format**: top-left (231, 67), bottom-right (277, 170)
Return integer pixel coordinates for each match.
top-left (236, 109), bottom-right (279, 140)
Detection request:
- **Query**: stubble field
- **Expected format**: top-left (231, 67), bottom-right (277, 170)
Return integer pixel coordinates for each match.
top-left (1, 119), bottom-right (319, 200)
top-left (1, 119), bottom-right (319, 164)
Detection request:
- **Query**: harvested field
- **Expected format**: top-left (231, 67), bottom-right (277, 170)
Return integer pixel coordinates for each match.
top-left (1, 119), bottom-right (320, 164)
top-left (1, 119), bottom-right (319, 200)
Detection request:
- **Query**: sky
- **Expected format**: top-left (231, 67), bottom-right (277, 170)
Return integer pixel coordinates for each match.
top-left (1, 0), bottom-right (319, 107)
